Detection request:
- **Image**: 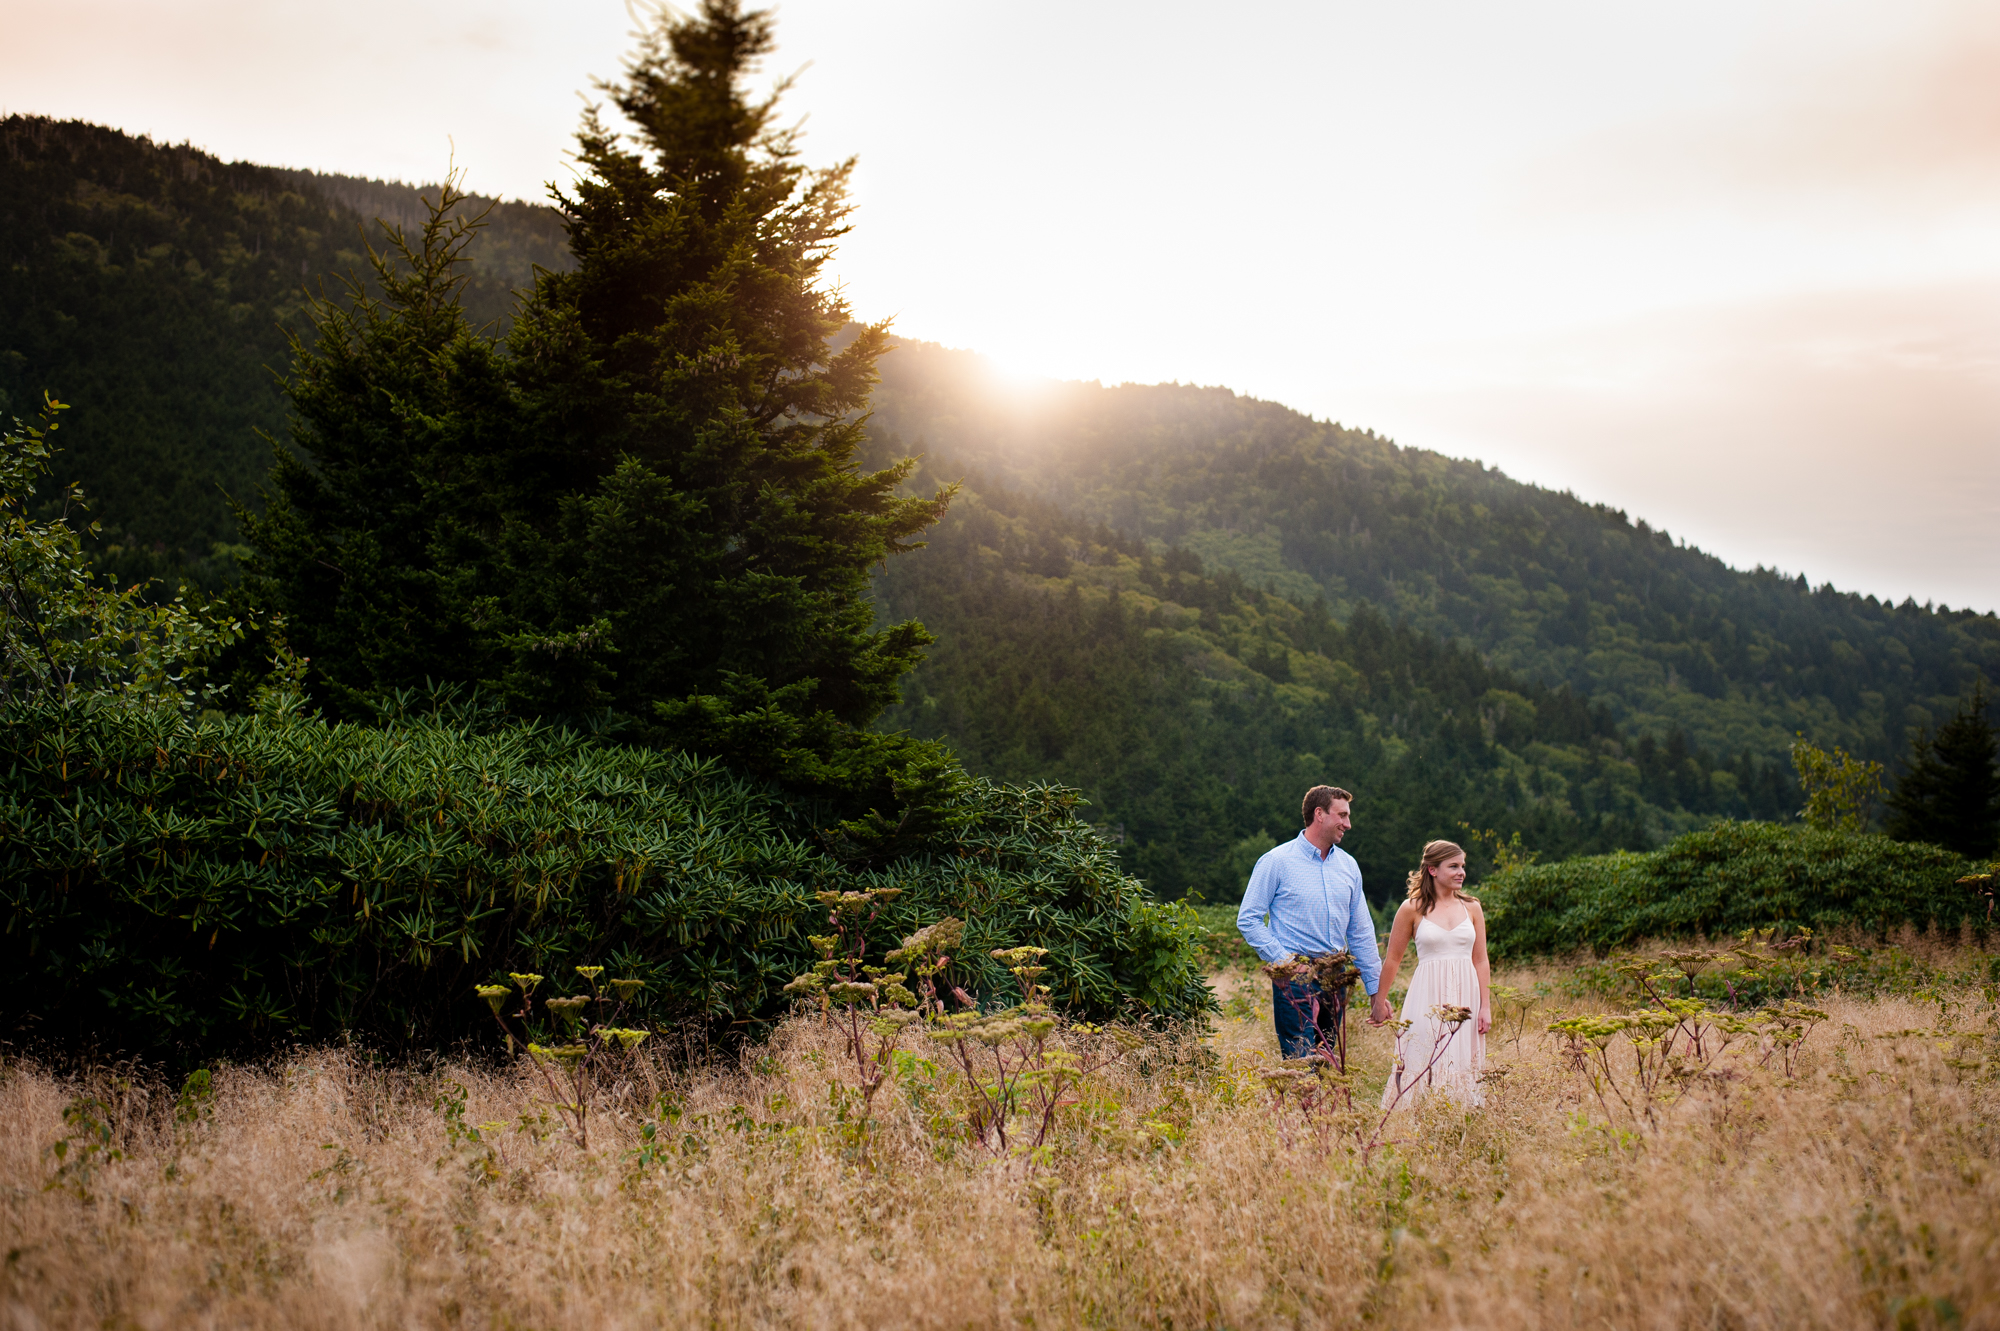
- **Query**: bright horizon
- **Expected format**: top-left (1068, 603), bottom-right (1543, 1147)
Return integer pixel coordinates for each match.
top-left (4, 0), bottom-right (1996, 613)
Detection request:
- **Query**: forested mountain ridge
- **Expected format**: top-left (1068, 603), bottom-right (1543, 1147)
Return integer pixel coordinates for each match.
top-left (6, 118), bottom-right (1990, 900)
top-left (866, 339), bottom-right (2000, 771)
top-left (0, 116), bottom-right (568, 589)
top-left (872, 458), bottom-right (1799, 898)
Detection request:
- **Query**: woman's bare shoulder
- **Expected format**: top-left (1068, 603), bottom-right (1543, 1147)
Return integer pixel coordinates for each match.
top-left (1463, 895), bottom-right (1485, 914)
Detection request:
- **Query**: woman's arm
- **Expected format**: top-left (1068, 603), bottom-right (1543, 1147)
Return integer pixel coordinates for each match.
top-left (1373, 902), bottom-right (1417, 1019)
top-left (1469, 900), bottom-right (1492, 1036)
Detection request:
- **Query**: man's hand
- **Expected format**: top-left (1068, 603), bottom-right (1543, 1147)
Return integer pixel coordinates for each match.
top-left (1369, 992), bottom-right (1392, 1026)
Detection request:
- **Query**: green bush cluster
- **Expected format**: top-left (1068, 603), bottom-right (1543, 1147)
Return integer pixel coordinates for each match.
top-left (0, 697), bottom-right (1211, 1057)
top-left (1481, 820), bottom-right (1985, 958)
top-left (1554, 936), bottom-right (2000, 1010)
top-left (1184, 903), bottom-right (1266, 975)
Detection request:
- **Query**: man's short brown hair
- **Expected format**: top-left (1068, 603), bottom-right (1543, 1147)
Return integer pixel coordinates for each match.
top-left (1301, 785), bottom-right (1354, 825)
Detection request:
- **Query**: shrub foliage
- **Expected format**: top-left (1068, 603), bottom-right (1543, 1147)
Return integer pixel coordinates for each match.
top-left (0, 697), bottom-right (1209, 1056)
top-left (1, 401), bottom-right (244, 707)
top-left (1481, 820), bottom-right (1985, 958)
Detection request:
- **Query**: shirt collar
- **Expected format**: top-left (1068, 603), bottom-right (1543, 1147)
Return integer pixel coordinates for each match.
top-left (1294, 830), bottom-right (1338, 863)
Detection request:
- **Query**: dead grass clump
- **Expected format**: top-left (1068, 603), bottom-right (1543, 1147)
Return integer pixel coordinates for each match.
top-left (3, 955), bottom-right (1996, 1329)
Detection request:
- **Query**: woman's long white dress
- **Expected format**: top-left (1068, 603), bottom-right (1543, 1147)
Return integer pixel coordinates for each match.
top-left (1381, 912), bottom-right (1485, 1109)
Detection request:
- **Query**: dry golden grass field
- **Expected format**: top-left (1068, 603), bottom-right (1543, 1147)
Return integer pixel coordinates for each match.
top-left (3, 932), bottom-right (1996, 1330)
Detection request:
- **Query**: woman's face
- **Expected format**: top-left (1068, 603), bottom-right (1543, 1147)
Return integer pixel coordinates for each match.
top-left (1434, 854), bottom-right (1467, 892)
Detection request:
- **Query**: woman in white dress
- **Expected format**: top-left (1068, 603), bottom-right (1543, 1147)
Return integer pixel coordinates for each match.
top-left (1375, 839), bottom-right (1491, 1108)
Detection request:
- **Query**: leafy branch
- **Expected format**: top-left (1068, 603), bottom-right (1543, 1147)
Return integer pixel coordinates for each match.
top-left (1, 398), bottom-right (245, 708)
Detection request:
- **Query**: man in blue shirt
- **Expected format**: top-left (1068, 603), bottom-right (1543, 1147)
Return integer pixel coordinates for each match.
top-left (1237, 785), bottom-right (1390, 1057)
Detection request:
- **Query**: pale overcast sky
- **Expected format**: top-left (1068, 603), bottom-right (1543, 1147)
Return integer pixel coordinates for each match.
top-left (6, 0), bottom-right (1997, 611)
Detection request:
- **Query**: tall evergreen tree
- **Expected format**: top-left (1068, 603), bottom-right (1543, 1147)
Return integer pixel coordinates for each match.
top-left (1885, 682), bottom-right (2000, 858)
top-left (241, 188), bottom-right (520, 718)
top-left (245, 1), bottom-right (952, 810)
top-left (502, 0), bottom-right (952, 764)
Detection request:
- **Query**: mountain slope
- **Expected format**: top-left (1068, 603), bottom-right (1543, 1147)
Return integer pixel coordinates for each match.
top-left (0, 116), bottom-right (569, 589)
top-left (866, 339), bottom-right (2000, 769)
top-left (872, 468), bottom-right (1798, 898)
top-left (8, 121), bottom-right (1989, 900)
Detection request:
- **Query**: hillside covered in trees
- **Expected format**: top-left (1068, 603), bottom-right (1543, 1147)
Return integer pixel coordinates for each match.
top-left (870, 468), bottom-right (1800, 897)
top-left (0, 116), bottom-right (570, 591)
top-left (865, 340), bottom-right (2000, 774)
top-left (3, 113), bottom-right (1993, 903)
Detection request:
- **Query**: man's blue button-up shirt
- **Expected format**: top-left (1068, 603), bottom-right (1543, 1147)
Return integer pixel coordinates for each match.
top-left (1236, 832), bottom-right (1384, 995)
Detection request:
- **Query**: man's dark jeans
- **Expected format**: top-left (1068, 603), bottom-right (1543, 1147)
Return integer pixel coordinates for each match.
top-left (1273, 976), bottom-right (1351, 1061)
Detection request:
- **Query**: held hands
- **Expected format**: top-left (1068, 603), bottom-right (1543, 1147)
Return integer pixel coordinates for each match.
top-left (1368, 992), bottom-right (1393, 1026)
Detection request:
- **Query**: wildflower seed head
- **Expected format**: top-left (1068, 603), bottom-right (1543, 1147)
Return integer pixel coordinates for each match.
top-left (1661, 949), bottom-right (1718, 975)
top-left (1262, 955), bottom-right (1312, 985)
top-left (816, 890), bottom-right (886, 920)
top-left (575, 965), bottom-right (605, 981)
top-left (888, 919), bottom-right (963, 967)
top-left (1306, 951), bottom-right (1361, 990)
top-left (897, 917), bottom-right (965, 956)
top-left (509, 972), bottom-right (544, 994)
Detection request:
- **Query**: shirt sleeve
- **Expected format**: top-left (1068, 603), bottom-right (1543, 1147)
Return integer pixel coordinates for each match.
top-left (1236, 851), bottom-right (1289, 964)
top-left (1345, 860), bottom-right (1384, 995)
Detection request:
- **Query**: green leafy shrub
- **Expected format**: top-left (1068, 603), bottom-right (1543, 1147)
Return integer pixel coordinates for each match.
top-left (1185, 902), bottom-right (1264, 974)
top-left (0, 696), bottom-right (1210, 1057)
top-left (1553, 931), bottom-right (2000, 1008)
top-left (1481, 820), bottom-right (1981, 958)
top-left (2, 399), bottom-right (245, 706)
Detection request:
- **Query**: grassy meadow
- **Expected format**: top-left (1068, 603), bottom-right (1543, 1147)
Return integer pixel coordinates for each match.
top-left (3, 927), bottom-right (1996, 1330)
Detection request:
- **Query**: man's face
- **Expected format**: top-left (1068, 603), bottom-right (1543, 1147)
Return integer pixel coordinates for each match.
top-left (1316, 799), bottom-right (1352, 843)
